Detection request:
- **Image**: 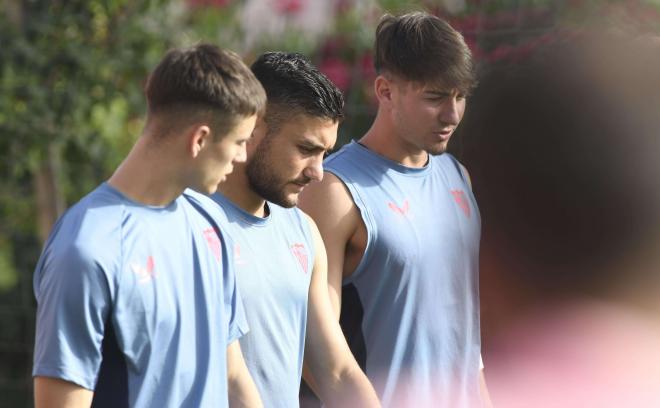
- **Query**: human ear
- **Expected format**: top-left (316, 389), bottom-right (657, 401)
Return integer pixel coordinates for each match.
top-left (189, 125), bottom-right (211, 158)
top-left (374, 75), bottom-right (393, 106)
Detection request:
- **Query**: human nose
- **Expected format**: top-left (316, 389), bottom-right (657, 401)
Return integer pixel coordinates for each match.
top-left (302, 155), bottom-right (324, 182)
top-left (233, 143), bottom-right (247, 164)
top-left (439, 96), bottom-right (462, 126)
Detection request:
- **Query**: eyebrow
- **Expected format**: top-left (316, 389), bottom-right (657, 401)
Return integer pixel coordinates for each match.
top-left (299, 137), bottom-right (332, 152)
top-left (423, 90), bottom-right (454, 97)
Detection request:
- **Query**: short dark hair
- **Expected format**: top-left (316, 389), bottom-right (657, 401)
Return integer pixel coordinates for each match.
top-left (375, 11), bottom-right (476, 94)
top-left (145, 43), bottom-right (266, 137)
top-left (250, 52), bottom-right (344, 133)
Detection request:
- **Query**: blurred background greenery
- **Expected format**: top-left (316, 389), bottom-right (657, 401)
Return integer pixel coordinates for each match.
top-left (1, 0), bottom-right (659, 404)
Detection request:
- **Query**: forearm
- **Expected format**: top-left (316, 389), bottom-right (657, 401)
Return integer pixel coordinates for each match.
top-left (34, 376), bottom-right (93, 408)
top-left (309, 363), bottom-right (380, 408)
top-left (227, 342), bottom-right (263, 408)
top-left (228, 380), bottom-right (262, 408)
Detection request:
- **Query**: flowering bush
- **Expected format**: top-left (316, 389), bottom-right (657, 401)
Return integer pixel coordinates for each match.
top-left (185, 0), bottom-right (660, 144)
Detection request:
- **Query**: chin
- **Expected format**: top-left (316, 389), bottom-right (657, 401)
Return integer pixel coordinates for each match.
top-left (274, 194), bottom-right (298, 209)
top-left (426, 142), bottom-right (449, 156)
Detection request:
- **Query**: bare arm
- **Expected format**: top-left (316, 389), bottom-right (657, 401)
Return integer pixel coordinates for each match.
top-left (298, 172), bottom-right (360, 318)
top-left (300, 215), bottom-right (380, 407)
top-left (227, 340), bottom-right (263, 408)
top-left (34, 377), bottom-right (93, 408)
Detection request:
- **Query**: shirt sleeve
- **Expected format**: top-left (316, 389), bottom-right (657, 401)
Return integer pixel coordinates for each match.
top-left (32, 234), bottom-right (112, 390)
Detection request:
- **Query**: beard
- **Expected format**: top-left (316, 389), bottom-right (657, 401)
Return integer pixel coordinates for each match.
top-left (245, 139), bottom-right (302, 208)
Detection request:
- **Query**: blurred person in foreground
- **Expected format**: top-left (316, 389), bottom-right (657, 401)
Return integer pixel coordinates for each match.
top-left (300, 11), bottom-right (490, 407)
top-left (32, 44), bottom-right (266, 407)
top-left (210, 51), bottom-right (380, 407)
top-left (461, 33), bottom-right (660, 408)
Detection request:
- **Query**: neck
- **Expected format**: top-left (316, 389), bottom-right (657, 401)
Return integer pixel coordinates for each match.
top-left (217, 164), bottom-right (268, 217)
top-left (359, 109), bottom-right (429, 168)
top-left (108, 133), bottom-right (186, 206)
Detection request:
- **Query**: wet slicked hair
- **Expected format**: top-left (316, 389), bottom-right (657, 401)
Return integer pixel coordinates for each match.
top-left (250, 51), bottom-right (344, 132)
top-left (145, 43), bottom-right (266, 138)
top-left (375, 11), bottom-right (476, 94)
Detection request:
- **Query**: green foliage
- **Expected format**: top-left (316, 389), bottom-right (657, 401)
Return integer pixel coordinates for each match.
top-left (0, 0), bottom-right (186, 289)
top-left (0, 238), bottom-right (17, 292)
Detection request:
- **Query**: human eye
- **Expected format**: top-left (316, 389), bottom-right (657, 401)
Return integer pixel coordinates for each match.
top-left (426, 94), bottom-right (445, 101)
top-left (298, 144), bottom-right (315, 154)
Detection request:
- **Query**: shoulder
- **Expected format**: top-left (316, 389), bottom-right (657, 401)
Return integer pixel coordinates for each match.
top-left (435, 153), bottom-right (472, 187)
top-left (299, 172), bottom-right (356, 219)
top-left (58, 188), bottom-right (126, 251)
top-left (323, 142), bottom-right (362, 174)
top-left (182, 189), bottom-right (228, 222)
top-left (298, 210), bottom-right (324, 252)
top-left (182, 188), bottom-right (214, 209)
top-left (36, 188), bottom-right (126, 283)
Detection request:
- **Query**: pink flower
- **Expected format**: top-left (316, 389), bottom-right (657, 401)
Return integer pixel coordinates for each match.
top-left (359, 52), bottom-right (375, 80)
top-left (318, 57), bottom-right (352, 91)
top-left (275, 0), bottom-right (304, 15)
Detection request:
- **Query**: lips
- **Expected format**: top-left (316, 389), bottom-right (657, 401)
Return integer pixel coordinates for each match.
top-left (290, 179), bottom-right (310, 192)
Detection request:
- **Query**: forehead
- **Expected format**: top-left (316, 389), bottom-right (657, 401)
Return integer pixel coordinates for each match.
top-left (223, 114), bottom-right (257, 140)
top-left (387, 71), bottom-right (463, 94)
top-left (408, 79), bottom-right (459, 94)
top-left (270, 113), bottom-right (338, 146)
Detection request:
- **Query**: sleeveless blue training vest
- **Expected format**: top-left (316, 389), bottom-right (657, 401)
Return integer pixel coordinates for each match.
top-left (325, 141), bottom-right (482, 407)
top-left (210, 192), bottom-right (314, 408)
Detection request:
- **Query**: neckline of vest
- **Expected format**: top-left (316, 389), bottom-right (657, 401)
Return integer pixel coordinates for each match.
top-left (351, 141), bottom-right (433, 176)
top-left (212, 192), bottom-right (272, 227)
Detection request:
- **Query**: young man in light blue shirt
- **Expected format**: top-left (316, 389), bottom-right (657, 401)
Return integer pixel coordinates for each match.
top-left (32, 44), bottom-right (266, 408)
top-left (300, 12), bottom-right (491, 407)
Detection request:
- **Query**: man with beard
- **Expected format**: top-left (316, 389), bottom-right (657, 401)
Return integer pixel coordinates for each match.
top-left (209, 52), bottom-right (379, 407)
top-left (299, 12), bottom-right (490, 407)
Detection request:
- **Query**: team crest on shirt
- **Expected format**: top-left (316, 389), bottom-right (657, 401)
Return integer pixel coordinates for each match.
top-left (290, 243), bottom-right (308, 274)
top-left (388, 199), bottom-right (410, 216)
top-left (131, 255), bottom-right (156, 284)
top-left (203, 227), bottom-right (223, 263)
top-left (450, 189), bottom-right (471, 218)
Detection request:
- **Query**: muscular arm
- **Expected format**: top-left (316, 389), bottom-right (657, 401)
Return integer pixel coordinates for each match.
top-left (300, 215), bottom-right (380, 407)
top-left (34, 377), bottom-right (93, 408)
top-left (298, 172), bottom-right (360, 318)
top-left (227, 340), bottom-right (263, 408)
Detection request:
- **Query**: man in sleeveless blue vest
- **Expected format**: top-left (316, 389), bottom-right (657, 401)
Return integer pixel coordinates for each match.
top-left (209, 52), bottom-right (380, 407)
top-left (300, 12), bottom-right (491, 407)
top-left (32, 44), bottom-right (266, 407)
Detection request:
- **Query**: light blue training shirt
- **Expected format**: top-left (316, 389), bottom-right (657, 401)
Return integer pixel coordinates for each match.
top-left (33, 183), bottom-right (247, 407)
top-left (325, 141), bottom-right (482, 407)
top-left (209, 192), bottom-right (314, 408)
